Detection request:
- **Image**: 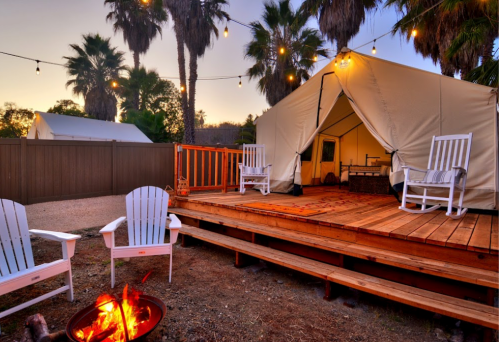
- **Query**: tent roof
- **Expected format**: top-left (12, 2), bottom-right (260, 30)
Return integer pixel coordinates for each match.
top-left (33, 112), bottom-right (152, 143)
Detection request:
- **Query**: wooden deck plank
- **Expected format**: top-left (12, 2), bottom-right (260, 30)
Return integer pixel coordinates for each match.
top-left (345, 207), bottom-right (402, 230)
top-left (446, 214), bottom-right (479, 250)
top-left (180, 224), bottom-right (499, 330)
top-left (468, 215), bottom-right (493, 253)
top-left (172, 207), bottom-right (499, 288)
top-left (389, 211), bottom-right (441, 240)
top-left (491, 215), bottom-right (498, 256)
top-left (426, 216), bottom-right (463, 246)
top-left (407, 211), bottom-right (449, 243)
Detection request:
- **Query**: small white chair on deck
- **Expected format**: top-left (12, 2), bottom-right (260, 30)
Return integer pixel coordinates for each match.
top-left (239, 144), bottom-right (272, 196)
top-left (100, 186), bottom-right (181, 288)
top-left (0, 199), bottom-right (80, 319)
top-left (399, 133), bottom-right (473, 219)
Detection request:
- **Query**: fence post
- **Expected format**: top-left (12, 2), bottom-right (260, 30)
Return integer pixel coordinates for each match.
top-left (112, 140), bottom-right (117, 195)
top-left (20, 137), bottom-right (28, 204)
top-left (222, 147), bottom-right (228, 193)
top-left (173, 143), bottom-right (178, 193)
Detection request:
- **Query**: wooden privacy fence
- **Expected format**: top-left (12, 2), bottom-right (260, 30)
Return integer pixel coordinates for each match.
top-left (176, 144), bottom-right (243, 193)
top-left (0, 138), bottom-right (175, 204)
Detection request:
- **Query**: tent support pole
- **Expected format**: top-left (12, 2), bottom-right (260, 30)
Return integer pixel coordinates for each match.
top-left (316, 72), bottom-right (335, 128)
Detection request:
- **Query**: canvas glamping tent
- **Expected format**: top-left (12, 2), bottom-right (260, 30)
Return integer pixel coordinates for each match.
top-left (27, 112), bottom-right (152, 143)
top-left (256, 51), bottom-right (498, 210)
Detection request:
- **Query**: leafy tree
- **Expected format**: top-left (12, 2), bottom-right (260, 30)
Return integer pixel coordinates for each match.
top-left (235, 114), bottom-right (258, 144)
top-left (105, 0), bottom-right (167, 70)
top-left (47, 99), bottom-right (91, 118)
top-left (119, 67), bottom-right (184, 142)
top-left (246, 0), bottom-right (328, 106)
top-left (0, 103), bottom-right (35, 138)
top-left (64, 34), bottom-right (125, 121)
top-left (301, 0), bottom-right (379, 52)
top-left (194, 109), bottom-right (206, 128)
top-left (464, 57), bottom-right (498, 87)
top-left (164, 0), bottom-right (229, 144)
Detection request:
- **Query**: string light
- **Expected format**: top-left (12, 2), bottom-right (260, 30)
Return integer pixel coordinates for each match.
top-left (411, 29), bottom-right (417, 37)
top-left (348, 55), bottom-right (351, 63)
top-left (224, 25), bottom-right (228, 38)
top-left (313, 55), bottom-right (318, 62)
top-left (372, 40), bottom-right (376, 55)
top-left (238, 75), bottom-right (242, 88)
top-left (334, 59), bottom-right (337, 66)
top-left (180, 85), bottom-right (185, 92)
top-left (111, 80), bottom-right (118, 88)
top-left (36, 60), bottom-right (40, 75)
top-left (279, 47), bottom-right (285, 54)
top-left (288, 75), bottom-right (294, 81)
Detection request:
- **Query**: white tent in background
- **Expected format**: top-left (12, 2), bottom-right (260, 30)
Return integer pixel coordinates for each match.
top-left (27, 112), bottom-right (152, 143)
top-left (256, 51), bottom-right (498, 210)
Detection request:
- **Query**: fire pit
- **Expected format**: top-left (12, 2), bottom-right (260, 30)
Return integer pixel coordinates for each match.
top-left (66, 285), bottom-right (166, 342)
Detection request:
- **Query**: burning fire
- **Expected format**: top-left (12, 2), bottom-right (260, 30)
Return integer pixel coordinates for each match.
top-left (74, 285), bottom-right (151, 342)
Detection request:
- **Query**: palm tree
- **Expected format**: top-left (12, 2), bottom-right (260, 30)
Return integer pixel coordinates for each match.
top-left (387, 0), bottom-right (497, 77)
top-left (246, 0), bottom-right (328, 106)
top-left (105, 0), bottom-right (167, 70)
top-left (64, 34), bottom-right (125, 121)
top-left (301, 0), bottom-right (379, 52)
top-left (164, 0), bottom-right (229, 144)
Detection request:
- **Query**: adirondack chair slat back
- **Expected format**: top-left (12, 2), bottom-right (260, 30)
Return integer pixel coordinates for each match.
top-left (427, 133), bottom-right (473, 172)
top-left (0, 200), bottom-right (35, 277)
top-left (126, 186), bottom-right (169, 246)
top-left (243, 144), bottom-right (266, 170)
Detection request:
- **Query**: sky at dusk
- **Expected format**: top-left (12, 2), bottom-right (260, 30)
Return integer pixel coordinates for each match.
top-left (0, 0), bottom-right (444, 124)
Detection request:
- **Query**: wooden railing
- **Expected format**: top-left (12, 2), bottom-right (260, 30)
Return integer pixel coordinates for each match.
top-left (175, 144), bottom-right (243, 193)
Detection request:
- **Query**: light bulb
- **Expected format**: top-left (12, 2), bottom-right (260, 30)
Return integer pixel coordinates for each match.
top-left (288, 75), bottom-right (294, 81)
top-left (348, 55), bottom-right (351, 63)
top-left (334, 60), bottom-right (337, 66)
top-left (36, 60), bottom-right (40, 75)
top-left (372, 40), bottom-right (376, 54)
top-left (238, 76), bottom-right (242, 88)
top-left (279, 47), bottom-right (285, 54)
top-left (224, 26), bottom-right (228, 38)
top-left (111, 81), bottom-right (118, 88)
top-left (313, 55), bottom-right (318, 62)
top-left (412, 29), bottom-right (417, 37)
top-left (180, 85), bottom-right (185, 92)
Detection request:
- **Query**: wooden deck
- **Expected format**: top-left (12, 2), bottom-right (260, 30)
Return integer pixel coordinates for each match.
top-left (176, 186), bottom-right (498, 257)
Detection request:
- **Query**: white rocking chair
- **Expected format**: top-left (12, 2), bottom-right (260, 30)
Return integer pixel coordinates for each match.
top-left (399, 133), bottom-right (473, 219)
top-left (100, 186), bottom-right (181, 288)
top-left (0, 199), bottom-right (80, 319)
top-left (239, 144), bottom-right (272, 196)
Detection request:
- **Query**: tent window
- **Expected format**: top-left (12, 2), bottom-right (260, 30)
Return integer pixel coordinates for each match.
top-left (301, 143), bottom-right (314, 162)
top-left (322, 140), bottom-right (335, 162)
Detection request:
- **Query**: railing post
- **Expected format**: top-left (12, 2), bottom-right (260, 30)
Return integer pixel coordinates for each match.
top-left (112, 140), bottom-right (117, 195)
top-left (173, 143), bottom-right (178, 192)
top-left (20, 137), bottom-right (27, 204)
top-left (222, 147), bottom-right (228, 193)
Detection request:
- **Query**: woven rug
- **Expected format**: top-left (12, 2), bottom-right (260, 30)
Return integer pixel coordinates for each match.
top-left (237, 202), bottom-right (326, 217)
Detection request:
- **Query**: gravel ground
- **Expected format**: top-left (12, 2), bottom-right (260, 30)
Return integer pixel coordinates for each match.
top-left (26, 195), bottom-right (126, 232)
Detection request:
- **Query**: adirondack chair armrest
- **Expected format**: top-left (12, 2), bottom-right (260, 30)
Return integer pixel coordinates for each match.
top-left (451, 166), bottom-right (466, 174)
top-left (29, 229), bottom-right (81, 259)
top-left (168, 214), bottom-right (181, 245)
top-left (99, 217), bottom-right (127, 248)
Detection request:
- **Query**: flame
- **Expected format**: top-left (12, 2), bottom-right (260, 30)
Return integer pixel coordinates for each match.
top-left (73, 285), bottom-right (151, 342)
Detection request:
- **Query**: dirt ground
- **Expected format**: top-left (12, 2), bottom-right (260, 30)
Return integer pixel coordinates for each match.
top-left (0, 226), bottom-right (490, 342)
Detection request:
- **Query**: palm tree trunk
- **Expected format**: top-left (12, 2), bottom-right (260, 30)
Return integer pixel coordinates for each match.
top-left (173, 21), bottom-right (190, 144)
top-left (187, 46), bottom-right (198, 144)
top-left (132, 50), bottom-right (140, 111)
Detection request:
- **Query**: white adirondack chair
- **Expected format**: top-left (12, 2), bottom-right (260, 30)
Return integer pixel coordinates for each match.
top-left (239, 144), bottom-right (272, 195)
top-left (0, 199), bottom-right (80, 319)
top-left (399, 133), bottom-right (473, 219)
top-left (100, 186), bottom-right (181, 288)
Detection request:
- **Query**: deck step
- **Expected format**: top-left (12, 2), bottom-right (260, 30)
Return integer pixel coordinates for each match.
top-left (180, 224), bottom-right (499, 330)
top-left (170, 207), bottom-right (499, 289)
